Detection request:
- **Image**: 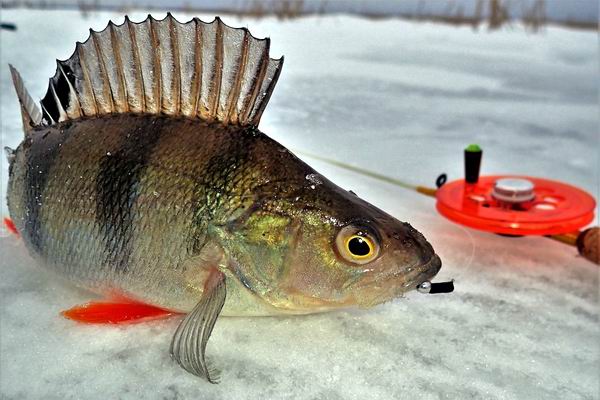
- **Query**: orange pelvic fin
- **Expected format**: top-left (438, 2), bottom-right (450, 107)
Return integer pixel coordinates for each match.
top-left (3, 217), bottom-right (19, 236)
top-left (61, 301), bottom-right (180, 324)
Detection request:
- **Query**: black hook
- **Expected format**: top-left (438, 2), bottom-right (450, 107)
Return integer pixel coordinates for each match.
top-left (417, 280), bottom-right (455, 294)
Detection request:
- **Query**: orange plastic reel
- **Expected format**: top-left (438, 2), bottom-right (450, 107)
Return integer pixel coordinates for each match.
top-left (435, 175), bottom-right (596, 236)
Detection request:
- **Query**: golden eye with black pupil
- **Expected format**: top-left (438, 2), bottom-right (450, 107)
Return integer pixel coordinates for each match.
top-left (336, 226), bottom-right (380, 265)
top-left (347, 236), bottom-right (372, 257)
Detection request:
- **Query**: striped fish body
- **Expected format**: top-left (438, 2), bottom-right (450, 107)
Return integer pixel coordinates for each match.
top-left (7, 14), bottom-right (443, 381)
top-left (7, 114), bottom-right (313, 315)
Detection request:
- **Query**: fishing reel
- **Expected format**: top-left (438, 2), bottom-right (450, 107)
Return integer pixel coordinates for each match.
top-left (433, 145), bottom-right (598, 264)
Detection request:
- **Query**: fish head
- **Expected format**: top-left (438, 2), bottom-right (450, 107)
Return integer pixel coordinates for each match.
top-left (282, 190), bottom-right (442, 310)
top-left (218, 177), bottom-right (441, 314)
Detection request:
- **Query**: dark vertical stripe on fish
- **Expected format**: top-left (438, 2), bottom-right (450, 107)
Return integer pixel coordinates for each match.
top-left (23, 129), bottom-right (63, 253)
top-left (185, 127), bottom-right (255, 255)
top-left (95, 117), bottom-right (165, 273)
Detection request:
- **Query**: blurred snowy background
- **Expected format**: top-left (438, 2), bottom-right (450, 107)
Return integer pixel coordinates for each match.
top-left (1, 0), bottom-right (598, 29)
top-left (0, 1), bottom-right (598, 399)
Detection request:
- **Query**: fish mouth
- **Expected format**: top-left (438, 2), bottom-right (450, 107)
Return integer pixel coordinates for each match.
top-left (346, 253), bottom-right (442, 297)
top-left (395, 252), bottom-right (443, 286)
top-left (411, 253), bottom-right (442, 287)
top-left (387, 252), bottom-right (442, 293)
top-left (350, 253), bottom-right (442, 305)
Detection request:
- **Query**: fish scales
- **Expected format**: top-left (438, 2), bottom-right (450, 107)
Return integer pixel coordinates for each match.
top-left (8, 114), bottom-right (309, 312)
top-left (6, 14), bottom-right (443, 381)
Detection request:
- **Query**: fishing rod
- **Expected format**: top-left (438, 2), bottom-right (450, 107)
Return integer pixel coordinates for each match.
top-left (298, 146), bottom-right (599, 266)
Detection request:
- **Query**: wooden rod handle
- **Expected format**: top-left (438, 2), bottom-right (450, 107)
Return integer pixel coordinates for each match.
top-left (576, 227), bottom-right (599, 265)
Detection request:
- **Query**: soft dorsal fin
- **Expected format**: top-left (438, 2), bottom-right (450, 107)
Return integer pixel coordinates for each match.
top-left (9, 64), bottom-right (43, 133)
top-left (15, 13), bottom-right (283, 129)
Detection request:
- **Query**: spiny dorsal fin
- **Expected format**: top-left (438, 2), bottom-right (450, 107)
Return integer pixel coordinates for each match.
top-left (9, 64), bottom-right (43, 133)
top-left (36, 14), bottom-right (283, 127)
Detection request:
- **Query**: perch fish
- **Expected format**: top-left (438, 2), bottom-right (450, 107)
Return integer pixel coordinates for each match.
top-left (6, 14), bottom-right (442, 382)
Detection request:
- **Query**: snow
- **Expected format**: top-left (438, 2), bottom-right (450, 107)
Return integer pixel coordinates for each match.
top-left (1, 10), bottom-right (598, 400)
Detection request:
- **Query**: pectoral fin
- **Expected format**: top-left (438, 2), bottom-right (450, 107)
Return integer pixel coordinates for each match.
top-left (170, 270), bottom-right (226, 383)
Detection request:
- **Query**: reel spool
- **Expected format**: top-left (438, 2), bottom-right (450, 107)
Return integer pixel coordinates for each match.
top-left (435, 176), bottom-right (596, 236)
top-left (435, 144), bottom-right (596, 236)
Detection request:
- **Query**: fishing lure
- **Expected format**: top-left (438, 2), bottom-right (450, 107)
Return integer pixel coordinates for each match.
top-left (6, 14), bottom-right (443, 382)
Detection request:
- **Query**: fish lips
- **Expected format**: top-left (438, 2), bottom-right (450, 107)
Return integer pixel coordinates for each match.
top-left (393, 252), bottom-right (443, 291)
top-left (351, 252), bottom-right (442, 307)
top-left (411, 253), bottom-right (442, 287)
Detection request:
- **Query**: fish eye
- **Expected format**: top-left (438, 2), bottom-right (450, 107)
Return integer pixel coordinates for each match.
top-left (347, 236), bottom-right (373, 257)
top-left (335, 226), bottom-right (380, 265)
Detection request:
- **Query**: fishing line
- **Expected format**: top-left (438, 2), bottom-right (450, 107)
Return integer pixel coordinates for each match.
top-left (295, 150), bottom-right (421, 192)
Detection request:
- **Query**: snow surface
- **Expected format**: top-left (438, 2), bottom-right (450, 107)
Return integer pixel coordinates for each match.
top-left (1, 9), bottom-right (598, 400)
